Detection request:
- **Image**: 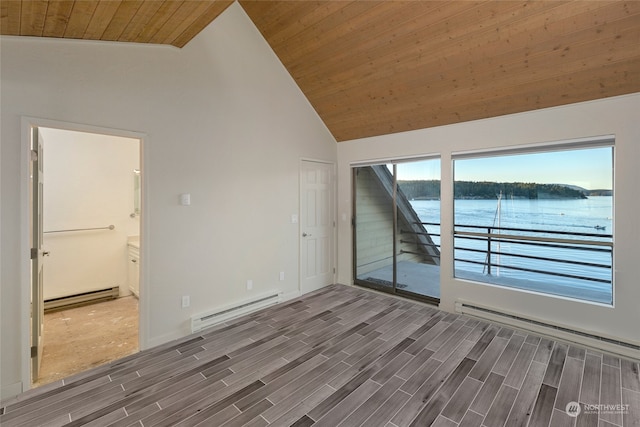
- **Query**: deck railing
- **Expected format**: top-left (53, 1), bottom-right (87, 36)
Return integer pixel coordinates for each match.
top-left (403, 222), bottom-right (613, 285)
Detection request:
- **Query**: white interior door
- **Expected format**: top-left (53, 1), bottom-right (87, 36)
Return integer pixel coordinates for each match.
top-left (30, 127), bottom-right (45, 382)
top-left (300, 160), bottom-right (335, 293)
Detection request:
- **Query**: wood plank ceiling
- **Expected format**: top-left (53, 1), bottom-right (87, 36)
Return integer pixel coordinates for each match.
top-left (2, 1), bottom-right (640, 142)
top-left (240, 1), bottom-right (640, 141)
top-left (0, 0), bottom-right (234, 48)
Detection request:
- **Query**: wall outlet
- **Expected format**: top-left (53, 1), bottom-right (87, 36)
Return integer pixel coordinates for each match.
top-left (182, 295), bottom-right (190, 308)
top-left (279, 271), bottom-right (285, 281)
top-left (247, 280), bottom-right (253, 290)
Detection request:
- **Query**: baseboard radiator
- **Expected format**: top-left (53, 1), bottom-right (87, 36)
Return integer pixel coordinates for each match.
top-left (191, 291), bottom-right (283, 333)
top-left (455, 301), bottom-right (640, 360)
top-left (44, 286), bottom-right (120, 313)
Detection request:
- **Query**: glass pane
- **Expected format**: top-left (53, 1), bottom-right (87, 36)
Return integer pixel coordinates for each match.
top-left (453, 146), bottom-right (613, 304)
top-left (354, 164), bottom-right (396, 292)
top-left (396, 160), bottom-right (441, 299)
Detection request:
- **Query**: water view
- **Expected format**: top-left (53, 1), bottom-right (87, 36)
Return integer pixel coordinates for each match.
top-left (410, 197), bottom-right (613, 304)
top-left (355, 146), bottom-right (613, 304)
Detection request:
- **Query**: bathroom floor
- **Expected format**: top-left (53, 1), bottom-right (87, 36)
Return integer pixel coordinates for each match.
top-left (33, 296), bottom-right (139, 387)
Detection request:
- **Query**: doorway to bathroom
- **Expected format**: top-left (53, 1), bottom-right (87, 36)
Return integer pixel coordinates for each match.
top-left (27, 123), bottom-right (142, 387)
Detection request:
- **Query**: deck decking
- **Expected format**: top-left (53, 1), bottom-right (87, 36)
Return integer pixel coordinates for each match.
top-left (359, 261), bottom-right (612, 305)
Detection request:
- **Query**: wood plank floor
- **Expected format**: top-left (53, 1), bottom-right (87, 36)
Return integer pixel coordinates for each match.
top-left (1, 284), bottom-right (638, 427)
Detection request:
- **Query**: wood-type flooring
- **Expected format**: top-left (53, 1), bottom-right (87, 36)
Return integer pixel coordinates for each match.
top-left (1, 284), bottom-right (639, 426)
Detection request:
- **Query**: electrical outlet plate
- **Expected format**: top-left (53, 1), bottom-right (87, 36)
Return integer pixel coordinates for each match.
top-left (182, 295), bottom-right (190, 308)
top-left (247, 280), bottom-right (253, 290)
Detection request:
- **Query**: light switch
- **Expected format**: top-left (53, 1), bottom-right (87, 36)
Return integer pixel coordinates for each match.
top-left (291, 214), bottom-right (298, 224)
top-left (180, 193), bottom-right (191, 206)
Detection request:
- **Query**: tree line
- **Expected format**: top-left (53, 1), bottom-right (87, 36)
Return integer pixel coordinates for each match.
top-left (398, 180), bottom-right (589, 200)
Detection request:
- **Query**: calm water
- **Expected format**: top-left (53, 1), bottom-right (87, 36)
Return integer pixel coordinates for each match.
top-left (410, 197), bottom-right (613, 301)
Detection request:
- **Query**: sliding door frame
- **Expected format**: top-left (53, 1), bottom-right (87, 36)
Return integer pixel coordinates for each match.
top-left (352, 159), bottom-right (440, 305)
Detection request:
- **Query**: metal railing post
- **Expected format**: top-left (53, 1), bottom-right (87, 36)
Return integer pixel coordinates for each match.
top-left (486, 227), bottom-right (492, 275)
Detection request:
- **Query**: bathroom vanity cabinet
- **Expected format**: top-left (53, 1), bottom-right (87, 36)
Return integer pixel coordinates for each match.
top-left (128, 244), bottom-right (139, 297)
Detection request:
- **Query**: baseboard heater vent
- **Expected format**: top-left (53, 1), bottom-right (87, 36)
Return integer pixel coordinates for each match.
top-left (44, 286), bottom-right (120, 313)
top-left (191, 291), bottom-right (282, 333)
top-left (455, 301), bottom-right (640, 360)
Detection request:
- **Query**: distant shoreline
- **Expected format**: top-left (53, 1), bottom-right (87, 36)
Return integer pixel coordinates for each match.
top-left (398, 180), bottom-right (612, 200)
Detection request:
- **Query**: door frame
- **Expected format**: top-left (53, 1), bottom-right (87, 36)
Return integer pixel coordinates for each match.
top-left (351, 158), bottom-right (441, 305)
top-left (19, 116), bottom-right (148, 390)
top-left (299, 158), bottom-right (337, 294)
top-left (31, 127), bottom-right (45, 381)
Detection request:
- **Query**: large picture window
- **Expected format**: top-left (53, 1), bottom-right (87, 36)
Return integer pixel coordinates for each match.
top-left (453, 141), bottom-right (614, 304)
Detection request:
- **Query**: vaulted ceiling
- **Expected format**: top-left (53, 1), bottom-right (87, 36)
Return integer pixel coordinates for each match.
top-left (0, 0), bottom-right (234, 47)
top-left (2, 1), bottom-right (640, 141)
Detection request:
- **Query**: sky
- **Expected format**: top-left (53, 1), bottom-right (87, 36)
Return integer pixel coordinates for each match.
top-left (394, 147), bottom-right (613, 190)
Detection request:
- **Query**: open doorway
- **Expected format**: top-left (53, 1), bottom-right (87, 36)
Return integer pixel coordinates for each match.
top-left (28, 124), bottom-right (142, 387)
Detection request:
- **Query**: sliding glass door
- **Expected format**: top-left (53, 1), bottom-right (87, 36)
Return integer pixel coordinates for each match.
top-left (353, 158), bottom-right (440, 303)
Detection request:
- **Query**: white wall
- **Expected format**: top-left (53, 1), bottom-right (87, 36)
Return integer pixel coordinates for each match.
top-left (40, 128), bottom-right (140, 299)
top-left (0, 3), bottom-right (336, 398)
top-left (337, 93), bottom-right (640, 349)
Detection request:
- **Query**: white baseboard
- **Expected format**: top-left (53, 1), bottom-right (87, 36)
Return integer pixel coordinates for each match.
top-left (282, 289), bottom-right (301, 302)
top-left (1, 380), bottom-right (24, 401)
top-left (145, 329), bottom-right (185, 351)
